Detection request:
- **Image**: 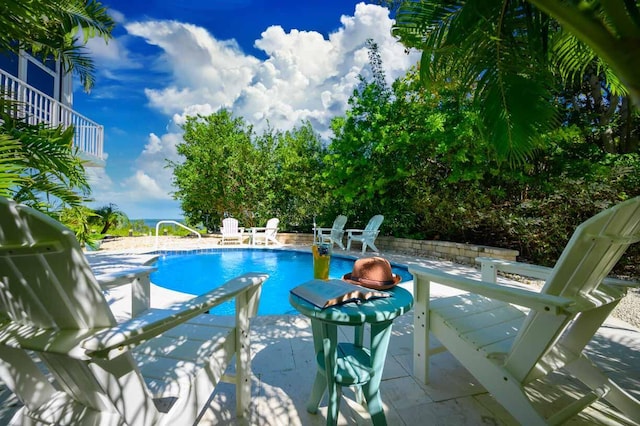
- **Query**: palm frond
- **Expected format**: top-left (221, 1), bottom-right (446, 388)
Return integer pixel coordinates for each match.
top-left (0, 107), bottom-right (90, 207)
top-left (480, 72), bottom-right (558, 162)
top-left (394, 0), bottom-right (559, 162)
top-left (529, 0), bottom-right (640, 106)
top-left (0, 0), bottom-right (114, 92)
top-left (551, 30), bottom-right (631, 98)
top-left (0, 134), bottom-right (26, 198)
top-left (551, 31), bottom-right (595, 85)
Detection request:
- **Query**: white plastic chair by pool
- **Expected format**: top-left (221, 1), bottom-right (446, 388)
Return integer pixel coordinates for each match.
top-left (221, 217), bottom-right (246, 244)
top-left (251, 217), bottom-right (280, 246)
top-left (314, 214), bottom-right (348, 249)
top-left (0, 196), bottom-right (267, 425)
top-left (410, 197), bottom-right (640, 425)
top-left (346, 214), bottom-right (384, 253)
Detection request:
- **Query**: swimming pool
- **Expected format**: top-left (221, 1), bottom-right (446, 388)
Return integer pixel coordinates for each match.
top-left (150, 249), bottom-right (412, 315)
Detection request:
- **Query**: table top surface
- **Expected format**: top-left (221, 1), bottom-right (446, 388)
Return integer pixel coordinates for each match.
top-left (289, 283), bottom-right (413, 325)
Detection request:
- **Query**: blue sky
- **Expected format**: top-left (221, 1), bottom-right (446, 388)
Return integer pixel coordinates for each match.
top-left (77, 1), bottom-right (419, 219)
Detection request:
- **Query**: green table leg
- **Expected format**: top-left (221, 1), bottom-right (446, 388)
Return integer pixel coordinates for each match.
top-left (353, 324), bottom-right (365, 405)
top-left (306, 320), bottom-right (326, 413)
top-left (305, 320), bottom-right (341, 425)
top-left (363, 320), bottom-right (393, 426)
top-left (323, 331), bottom-right (340, 426)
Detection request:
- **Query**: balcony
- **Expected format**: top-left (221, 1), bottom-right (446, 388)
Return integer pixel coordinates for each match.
top-left (0, 68), bottom-right (104, 167)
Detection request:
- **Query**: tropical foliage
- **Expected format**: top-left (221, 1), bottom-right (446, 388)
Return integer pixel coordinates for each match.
top-left (169, 37), bottom-right (640, 273)
top-left (59, 204), bottom-right (101, 248)
top-left (0, 105), bottom-right (90, 210)
top-left (92, 203), bottom-right (129, 234)
top-left (0, 0), bottom-right (115, 91)
top-left (390, 0), bottom-right (640, 162)
top-left (0, 0), bottom-right (115, 247)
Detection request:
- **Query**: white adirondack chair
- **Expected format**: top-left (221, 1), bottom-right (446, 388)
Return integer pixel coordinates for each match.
top-left (314, 214), bottom-right (348, 249)
top-left (0, 197), bottom-right (267, 426)
top-left (410, 197), bottom-right (640, 425)
top-left (346, 214), bottom-right (384, 253)
top-left (251, 217), bottom-right (280, 246)
top-left (220, 217), bottom-right (246, 244)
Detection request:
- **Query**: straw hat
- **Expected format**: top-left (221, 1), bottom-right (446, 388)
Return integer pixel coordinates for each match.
top-left (342, 256), bottom-right (401, 290)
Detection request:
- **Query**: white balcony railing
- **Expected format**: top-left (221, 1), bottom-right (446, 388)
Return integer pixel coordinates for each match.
top-left (0, 68), bottom-right (104, 165)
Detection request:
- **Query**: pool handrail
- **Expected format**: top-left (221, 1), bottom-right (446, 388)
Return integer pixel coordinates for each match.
top-left (155, 220), bottom-right (201, 248)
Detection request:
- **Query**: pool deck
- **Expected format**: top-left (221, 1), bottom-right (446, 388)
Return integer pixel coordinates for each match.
top-left (2, 243), bottom-right (639, 425)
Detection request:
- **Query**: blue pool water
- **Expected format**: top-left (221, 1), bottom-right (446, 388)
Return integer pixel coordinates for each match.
top-left (150, 249), bottom-right (412, 315)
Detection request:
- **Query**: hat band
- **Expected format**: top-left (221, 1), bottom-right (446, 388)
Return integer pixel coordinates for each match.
top-left (350, 275), bottom-right (395, 286)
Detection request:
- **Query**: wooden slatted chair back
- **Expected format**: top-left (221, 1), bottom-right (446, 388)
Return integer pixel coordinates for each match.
top-left (506, 197), bottom-right (640, 382)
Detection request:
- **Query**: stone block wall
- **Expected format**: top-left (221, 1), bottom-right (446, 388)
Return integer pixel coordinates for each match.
top-left (276, 233), bottom-right (518, 265)
top-left (277, 233), bottom-right (315, 246)
top-left (373, 236), bottom-right (518, 264)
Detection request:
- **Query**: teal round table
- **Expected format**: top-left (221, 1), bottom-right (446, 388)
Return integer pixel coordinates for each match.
top-left (289, 283), bottom-right (413, 426)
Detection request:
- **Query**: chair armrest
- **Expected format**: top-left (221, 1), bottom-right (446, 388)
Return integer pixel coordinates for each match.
top-left (0, 321), bottom-right (97, 360)
top-left (602, 277), bottom-right (640, 287)
top-left (409, 265), bottom-right (573, 314)
top-left (476, 256), bottom-right (639, 288)
top-left (476, 257), bottom-right (553, 282)
top-left (97, 267), bottom-right (156, 316)
top-left (83, 272), bottom-right (268, 359)
top-left (95, 267), bottom-right (157, 290)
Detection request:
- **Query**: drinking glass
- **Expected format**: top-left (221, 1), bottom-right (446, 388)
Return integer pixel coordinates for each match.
top-left (312, 243), bottom-right (332, 280)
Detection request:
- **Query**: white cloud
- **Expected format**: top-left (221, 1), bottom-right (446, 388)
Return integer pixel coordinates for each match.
top-left (86, 35), bottom-right (141, 71)
top-left (124, 132), bottom-right (181, 200)
top-left (86, 166), bottom-right (114, 194)
top-left (107, 8), bottom-right (126, 25)
top-left (125, 2), bottom-right (419, 136)
top-left (126, 20), bottom-right (260, 116)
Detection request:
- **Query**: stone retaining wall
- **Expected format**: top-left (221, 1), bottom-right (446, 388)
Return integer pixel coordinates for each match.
top-left (277, 233), bottom-right (518, 264)
top-left (374, 236), bottom-right (518, 264)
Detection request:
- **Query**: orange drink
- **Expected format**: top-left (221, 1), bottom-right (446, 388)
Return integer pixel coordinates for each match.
top-left (312, 243), bottom-right (331, 280)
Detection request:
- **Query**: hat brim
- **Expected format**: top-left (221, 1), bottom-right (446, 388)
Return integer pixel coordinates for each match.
top-left (342, 272), bottom-right (401, 290)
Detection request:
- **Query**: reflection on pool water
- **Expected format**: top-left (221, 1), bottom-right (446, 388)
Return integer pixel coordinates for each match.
top-left (150, 249), bottom-right (412, 315)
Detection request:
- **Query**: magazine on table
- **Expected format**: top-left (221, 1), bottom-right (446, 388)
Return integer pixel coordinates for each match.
top-left (290, 279), bottom-right (390, 309)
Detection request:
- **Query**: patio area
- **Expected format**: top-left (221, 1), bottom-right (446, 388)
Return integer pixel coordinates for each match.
top-left (1, 247), bottom-right (638, 425)
top-left (205, 309), bottom-right (640, 425)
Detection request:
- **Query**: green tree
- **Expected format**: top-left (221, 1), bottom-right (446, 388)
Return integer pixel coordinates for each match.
top-left (269, 122), bottom-right (326, 231)
top-left (169, 112), bottom-right (327, 232)
top-left (93, 203), bottom-right (129, 235)
top-left (170, 110), bottom-right (260, 230)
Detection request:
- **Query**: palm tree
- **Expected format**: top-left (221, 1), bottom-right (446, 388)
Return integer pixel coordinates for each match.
top-left (528, 0), bottom-right (640, 106)
top-left (391, 0), bottom-right (640, 161)
top-left (60, 204), bottom-right (101, 248)
top-left (93, 203), bottom-right (129, 235)
top-left (0, 0), bottom-right (115, 212)
top-left (0, 104), bottom-right (91, 210)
